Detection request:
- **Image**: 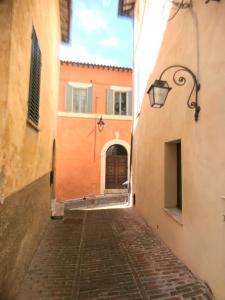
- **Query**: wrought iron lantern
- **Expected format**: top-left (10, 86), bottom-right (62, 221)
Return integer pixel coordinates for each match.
top-left (147, 65), bottom-right (201, 121)
top-left (147, 80), bottom-right (172, 108)
top-left (97, 115), bottom-right (105, 130)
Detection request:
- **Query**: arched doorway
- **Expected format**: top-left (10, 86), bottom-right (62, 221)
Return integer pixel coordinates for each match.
top-left (105, 144), bottom-right (128, 189)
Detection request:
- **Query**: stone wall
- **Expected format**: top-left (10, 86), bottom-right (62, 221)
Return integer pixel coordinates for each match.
top-left (0, 174), bottom-right (51, 299)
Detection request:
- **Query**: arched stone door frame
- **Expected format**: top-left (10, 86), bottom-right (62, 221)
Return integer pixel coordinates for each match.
top-left (100, 139), bottom-right (130, 194)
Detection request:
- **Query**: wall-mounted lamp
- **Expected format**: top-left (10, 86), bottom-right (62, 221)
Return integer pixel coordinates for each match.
top-left (147, 65), bottom-right (201, 122)
top-left (164, 0), bottom-right (192, 21)
top-left (97, 115), bottom-right (105, 131)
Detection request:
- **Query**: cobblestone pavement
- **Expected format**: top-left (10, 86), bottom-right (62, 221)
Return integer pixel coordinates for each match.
top-left (17, 208), bottom-right (214, 300)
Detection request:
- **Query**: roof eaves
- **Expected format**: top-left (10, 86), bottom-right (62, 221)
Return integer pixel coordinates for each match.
top-left (60, 0), bottom-right (71, 43)
top-left (118, 0), bottom-right (136, 17)
top-left (60, 61), bottom-right (133, 72)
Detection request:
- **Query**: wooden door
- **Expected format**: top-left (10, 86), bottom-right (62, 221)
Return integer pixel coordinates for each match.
top-left (106, 155), bottom-right (127, 189)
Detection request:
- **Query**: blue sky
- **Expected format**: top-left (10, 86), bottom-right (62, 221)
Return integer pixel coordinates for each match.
top-left (60, 0), bottom-right (133, 67)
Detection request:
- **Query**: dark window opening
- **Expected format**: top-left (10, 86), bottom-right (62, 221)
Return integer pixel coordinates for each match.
top-left (106, 144), bottom-right (127, 156)
top-left (176, 142), bottom-right (182, 210)
top-left (165, 140), bottom-right (182, 212)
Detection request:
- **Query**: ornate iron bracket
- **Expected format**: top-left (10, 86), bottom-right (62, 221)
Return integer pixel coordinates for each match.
top-left (172, 0), bottom-right (192, 8)
top-left (164, 0), bottom-right (192, 21)
top-left (159, 65), bottom-right (201, 121)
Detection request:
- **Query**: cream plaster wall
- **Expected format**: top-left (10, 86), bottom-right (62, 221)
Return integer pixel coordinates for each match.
top-left (132, 1), bottom-right (225, 299)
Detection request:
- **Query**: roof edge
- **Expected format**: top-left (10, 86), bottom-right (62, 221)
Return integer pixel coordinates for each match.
top-left (60, 0), bottom-right (71, 43)
top-left (60, 60), bottom-right (133, 72)
top-left (118, 0), bottom-right (136, 17)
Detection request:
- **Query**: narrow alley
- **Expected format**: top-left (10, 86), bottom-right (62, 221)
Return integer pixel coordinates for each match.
top-left (1, 1), bottom-right (225, 299)
top-left (17, 204), bottom-right (213, 300)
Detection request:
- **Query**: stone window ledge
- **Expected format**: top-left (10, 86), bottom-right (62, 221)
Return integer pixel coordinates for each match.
top-left (58, 112), bottom-right (132, 120)
top-left (27, 119), bottom-right (40, 132)
top-left (164, 208), bottom-right (183, 225)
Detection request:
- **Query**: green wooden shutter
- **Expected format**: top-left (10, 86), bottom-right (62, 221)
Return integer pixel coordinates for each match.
top-left (87, 86), bottom-right (93, 113)
top-left (127, 91), bottom-right (132, 116)
top-left (106, 89), bottom-right (114, 114)
top-left (27, 26), bottom-right (42, 125)
top-left (65, 84), bottom-right (73, 112)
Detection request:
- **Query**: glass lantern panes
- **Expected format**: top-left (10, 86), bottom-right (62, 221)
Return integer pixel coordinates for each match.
top-left (147, 80), bottom-right (171, 108)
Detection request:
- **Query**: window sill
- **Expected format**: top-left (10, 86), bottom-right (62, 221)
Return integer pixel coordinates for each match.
top-left (27, 119), bottom-right (40, 132)
top-left (58, 112), bottom-right (132, 121)
top-left (164, 208), bottom-right (183, 225)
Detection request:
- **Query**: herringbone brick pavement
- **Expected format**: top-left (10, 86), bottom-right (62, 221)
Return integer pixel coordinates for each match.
top-left (17, 208), bottom-right (214, 300)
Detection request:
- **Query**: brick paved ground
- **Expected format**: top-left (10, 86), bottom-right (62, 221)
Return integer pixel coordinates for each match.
top-left (17, 208), bottom-right (214, 300)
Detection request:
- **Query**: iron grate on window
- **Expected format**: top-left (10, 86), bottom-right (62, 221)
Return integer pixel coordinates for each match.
top-left (27, 26), bottom-right (41, 126)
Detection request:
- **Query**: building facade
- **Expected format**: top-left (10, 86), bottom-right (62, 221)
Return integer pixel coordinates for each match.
top-left (0, 0), bottom-right (70, 298)
top-left (56, 62), bottom-right (132, 200)
top-left (120, 0), bottom-right (225, 299)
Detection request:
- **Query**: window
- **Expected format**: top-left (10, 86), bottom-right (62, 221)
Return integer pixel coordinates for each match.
top-left (176, 142), bottom-right (182, 210)
top-left (27, 26), bottom-right (42, 126)
top-left (106, 88), bottom-right (132, 116)
top-left (165, 140), bottom-right (182, 211)
top-left (65, 83), bottom-right (93, 113)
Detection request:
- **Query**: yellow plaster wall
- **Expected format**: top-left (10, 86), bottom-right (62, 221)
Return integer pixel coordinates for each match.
top-left (0, 0), bottom-right (61, 297)
top-left (133, 1), bottom-right (225, 299)
top-left (0, 0), bottom-right (13, 202)
top-left (0, 0), bottom-right (60, 200)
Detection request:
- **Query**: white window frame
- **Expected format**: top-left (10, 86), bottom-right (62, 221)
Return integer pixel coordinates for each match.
top-left (110, 86), bottom-right (132, 116)
top-left (66, 82), bottom-right (92, 113)
top-left (68, 82), bottom-right (92, 89)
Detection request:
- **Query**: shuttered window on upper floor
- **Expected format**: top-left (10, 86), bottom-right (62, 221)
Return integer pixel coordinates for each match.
top-left (27, 26), bottom-right (42, 126)
top-left (106, 89), bottom-right (132, 116)
top-left (65, 83), bottom-right (93, 113)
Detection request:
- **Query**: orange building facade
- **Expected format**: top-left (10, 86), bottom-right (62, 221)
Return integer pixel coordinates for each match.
top-left (56, 62), bottom-right (132, 201)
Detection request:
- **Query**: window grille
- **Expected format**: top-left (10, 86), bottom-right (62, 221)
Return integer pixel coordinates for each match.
top-left (27, 26), bottom-right (41, 125)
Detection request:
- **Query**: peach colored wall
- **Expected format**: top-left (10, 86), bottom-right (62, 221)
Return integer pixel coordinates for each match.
top-left (56, 64), bottom-right (132, 200)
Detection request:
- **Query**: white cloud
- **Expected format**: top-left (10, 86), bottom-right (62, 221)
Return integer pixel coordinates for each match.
top-left (59, 43), bottom-right (118, 66)
top-left (78, 7), bottom-right (108, 33)
top-left (101, 37), bottom-right (120, 48)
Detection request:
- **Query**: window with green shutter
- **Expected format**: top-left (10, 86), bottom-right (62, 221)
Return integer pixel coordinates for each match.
top-left (27, 26), bottom-right (41, 126)
top-left (106, 89), bottom-right (132, 116)
top-left (65, 84), bottom-right (92, 113)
